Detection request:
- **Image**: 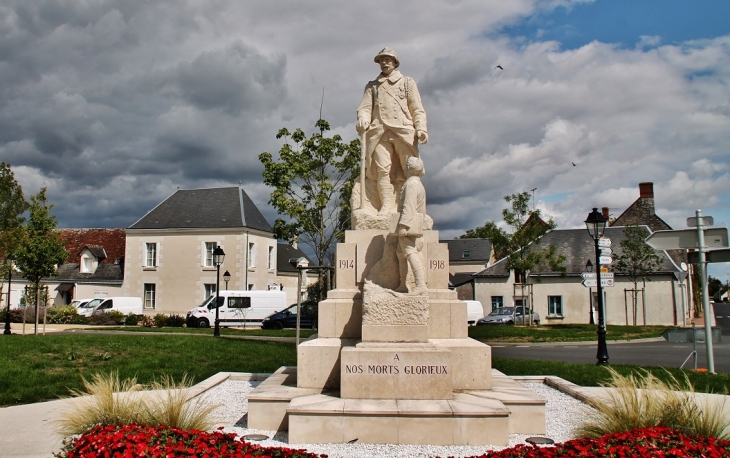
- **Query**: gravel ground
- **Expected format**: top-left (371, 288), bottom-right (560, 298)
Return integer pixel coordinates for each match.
top-left (207, 379), bottom-right (595, 458)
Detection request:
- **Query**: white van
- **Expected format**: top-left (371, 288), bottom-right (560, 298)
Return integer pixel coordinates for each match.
top-left (464, 300), bottom-right (485, 326)
top-left (185, 290), bottom-right (288, 328)
top-left (70, 298), bottom-right (95, 309)
top-left (78, 297), bottom-right (143, 317)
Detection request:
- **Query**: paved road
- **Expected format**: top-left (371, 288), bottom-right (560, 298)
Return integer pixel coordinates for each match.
top-left (714, 302), bottom-right (730, 335)
top-left (491, 338), bottom-right (730, 373)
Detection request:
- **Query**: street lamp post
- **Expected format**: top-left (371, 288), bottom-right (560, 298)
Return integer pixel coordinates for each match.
top-left (3, 269), bottom-right (12, 335)
top-left (585, 259), bottom-right (595, 325)
top-left (223, 270), bottom-right (231, 290)
top-left (213, 246), bottom-right (226, 337)
top-left (585, 208), bottom-right (609, 365)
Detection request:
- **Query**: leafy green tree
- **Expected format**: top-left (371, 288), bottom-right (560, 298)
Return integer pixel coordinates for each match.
top-left (461, 192), bottom-right (564, 281)
top-left (708, 275), bottom-right (722, 299)
top-left (614, 224), bottom-right (662, 325)
top-left (259, 119), bottom-right (360, 266)
top-left (0, 162), bottom-right (27, 264)
top-left (14, 188), bottom-right (69, 334)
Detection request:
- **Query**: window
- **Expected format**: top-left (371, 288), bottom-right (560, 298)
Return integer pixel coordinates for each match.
top-left (145, 243), bottom-right (157, 267)
top-left (548, 296), bottom-right (563, 316)
top-left (204, 242), bottom-right (217, 267)
top-left (268, 246), bottom-right (274, 270)
top-left (204, 284), bottom-right (216, 299)
top-left (461, 250), bottom-right (471, 259)
top-left (144, 284), bottom-right (156, 309)
top-left (81, 255), bottom-right (93, 273)
top-left (491, 296), bottom-right (503, 311)
top-left (228, 297), bottom-right (251, 309)
top-left (247, 284), bottom-right (254, 291)
top-left (248, 242), bottom-right (256, 268)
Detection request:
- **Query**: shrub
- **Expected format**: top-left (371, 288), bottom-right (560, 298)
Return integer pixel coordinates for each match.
top-left (575, 367), bottom-right (730, 440)
top-left (124, 313), bottom-right (140, 326)
top-left (140, 315), bottom-right (154, 327)
top-left (164, 314), bottom-right (186, 327)
top-left (0, 308), bottom-right (25, 323)
top-left (45, 306), bottom-right (77, 324)
top-left (107, 310), bottom-right (125, 325)
top-left (88, 312), bottom-right (120, 326)
top-left (153, 313), bottom-right (166, 328)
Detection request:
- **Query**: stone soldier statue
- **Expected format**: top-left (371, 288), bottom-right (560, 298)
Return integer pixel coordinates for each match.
top-left (357, 47), bottom-right (428, 216)
top-left (395, 156), bottom-right (427, 295)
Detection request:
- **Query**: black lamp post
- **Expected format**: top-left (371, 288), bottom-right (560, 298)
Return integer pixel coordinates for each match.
top-left (3, 269), bottom-right (12, 335)
top-left (213, 246), bottom-right (225, 337)
top-left (585, 259), bottom-right (595, 325)
top-left (585, 208), bottom-right (609, 365)
top-left (223, 270), bottom-right (231, 290)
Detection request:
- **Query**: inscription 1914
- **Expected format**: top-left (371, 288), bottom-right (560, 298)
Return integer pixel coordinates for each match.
top-left (339, 259), bottom-right (355, 269)
top-left (344, 353), bottom-right (448, 376)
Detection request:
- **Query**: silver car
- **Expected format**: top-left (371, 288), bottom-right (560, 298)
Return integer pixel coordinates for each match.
top-left (476, 306), bottom-right (540, 325)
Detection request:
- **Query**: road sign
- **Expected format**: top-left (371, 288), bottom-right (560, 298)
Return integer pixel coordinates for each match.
top-left (599, 256), bottom-right (612, 265)
top-left (687, 216), bottom-right (714, 227)
top-left (581, 272), bottom-right (614, 279)
top-left (645, 228), bottom-right (729, 250)
top-left (600, 247), bottom-right (612, 256)
top-left (688, 248), bottom-right (730, 264)
top-left (598, 238), bottom-right (612, 248)
top-left (582, 278), bottom-right (614, 288)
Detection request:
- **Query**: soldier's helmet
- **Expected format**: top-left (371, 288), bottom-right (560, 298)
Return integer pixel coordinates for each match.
top-left (374, 47), bottom-right (400, 68)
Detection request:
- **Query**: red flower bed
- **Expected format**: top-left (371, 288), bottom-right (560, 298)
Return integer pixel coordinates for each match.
top-left (56, 425), bottom-right (729, 458)
top-left (54, 425), bottom-right (326, 458)
top-left (480, 427), bottom-right (730, 458)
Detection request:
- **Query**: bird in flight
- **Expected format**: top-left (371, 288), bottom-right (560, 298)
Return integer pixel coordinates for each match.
top-left (571, 162), bottom-right (577, 166)
top-left (495, 65), bottom-right (504, 70)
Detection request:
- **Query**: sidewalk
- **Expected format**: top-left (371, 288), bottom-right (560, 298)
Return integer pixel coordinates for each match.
top-left (4, 323), bottom-right (98, 335)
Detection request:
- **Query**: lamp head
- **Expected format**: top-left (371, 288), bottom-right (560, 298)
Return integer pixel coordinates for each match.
top-left (584, 208), bottom-right (607, 240)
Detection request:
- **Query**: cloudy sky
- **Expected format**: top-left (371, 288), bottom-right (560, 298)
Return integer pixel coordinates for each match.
top-left (2, 1), bottom-right (729, 277)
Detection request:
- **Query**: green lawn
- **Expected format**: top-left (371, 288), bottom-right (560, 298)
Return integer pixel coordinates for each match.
top-left (92, 326), bottom-right (317, 339)
top-left (468, 323), bottom-right (666, 342)
top-left (1, 328), bottom-right (725, 407)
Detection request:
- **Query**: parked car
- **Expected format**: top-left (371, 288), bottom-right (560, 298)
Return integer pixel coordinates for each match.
top-left (77, 297), bottom-right (143, 317)
top-left (476, 306), bottom-right (540, 325)
top-left (260, 304), bottom-right (317, 330)
top-left (70, 298), bottom-right (95, 309)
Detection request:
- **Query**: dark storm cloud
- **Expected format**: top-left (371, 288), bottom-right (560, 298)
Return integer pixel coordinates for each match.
top-left (174, 43), bottom-right (287, 116)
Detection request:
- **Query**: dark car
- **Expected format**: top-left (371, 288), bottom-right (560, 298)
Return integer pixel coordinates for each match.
top-left (476, 306), bottom-right (540, 325)
top-left (260, 304), bottom-right (317, 330)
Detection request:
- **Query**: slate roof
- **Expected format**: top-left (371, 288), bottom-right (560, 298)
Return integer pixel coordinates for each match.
top-left (473, 226), bottom-right (680, 278)
top-left (441, 238), bottom-right (492, 263)
top-left (55, 263), bottom-right (124, 283)
top-left (81, 245), bottom-right (107, 260)
top-left (449, 272), bottom-right (474, 288)
top-left (277, 243), bottom-right (314, 273)
top-left (129, 187), bottom-right (272, 232)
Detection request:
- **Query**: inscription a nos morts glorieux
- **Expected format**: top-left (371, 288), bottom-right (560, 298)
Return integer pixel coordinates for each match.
top-left (345, 353), bottom-right (449, 376)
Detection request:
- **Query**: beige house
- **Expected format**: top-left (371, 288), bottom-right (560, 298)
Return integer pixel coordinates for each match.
top-left (472, 226), bottom-right (684, 326)
top-left (123, 187), bottom-right (286, 315)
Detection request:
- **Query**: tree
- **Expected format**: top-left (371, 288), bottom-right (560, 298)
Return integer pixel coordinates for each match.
top-left (613, 224), bottom-right (662, 325)
top-left (259, 119), bottom-right (360, 267)
top-left (14, 188), bottom-right (69, 334)
top-left (461, 192), bottom-right (564, 281)
top-left (0, 162), bottom-right (27, 259)
top-left (708, 275), bottom-right (722, 299)
top-left (0, 162), bottom-right (27, 334)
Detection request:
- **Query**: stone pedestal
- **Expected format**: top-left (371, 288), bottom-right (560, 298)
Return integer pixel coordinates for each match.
top-left (247, 230), bottom-right (544, 445)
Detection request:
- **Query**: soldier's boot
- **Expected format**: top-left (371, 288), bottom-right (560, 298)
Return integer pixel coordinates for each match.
top-left (407, 254), bottom-right (428, 295)
top-left (377, 176), bottom-right (397, 215)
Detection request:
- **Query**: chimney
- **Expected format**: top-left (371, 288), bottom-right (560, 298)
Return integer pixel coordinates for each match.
top-left (601, 207), bottom-right (609, 219)
top-left (639, 182), bottom-right (654, 199)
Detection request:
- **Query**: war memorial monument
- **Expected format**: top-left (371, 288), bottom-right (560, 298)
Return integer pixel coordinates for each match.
top-left (247, 48), bottom-right (546, 446)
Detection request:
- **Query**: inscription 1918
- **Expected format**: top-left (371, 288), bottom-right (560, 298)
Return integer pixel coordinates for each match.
top-left (429, 260), bottom-right (445, 270)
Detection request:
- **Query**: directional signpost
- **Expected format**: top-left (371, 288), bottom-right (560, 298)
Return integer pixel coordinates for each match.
top-left (646, 210), bottom-right (728, 374)
top-left (581, 272), bottom-right (614, 288)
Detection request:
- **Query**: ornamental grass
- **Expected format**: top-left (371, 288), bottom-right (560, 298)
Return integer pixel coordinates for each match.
top-left (575, 367), bottom-right (730, 440)
top-left (54, 371), bottom-right (220, 437)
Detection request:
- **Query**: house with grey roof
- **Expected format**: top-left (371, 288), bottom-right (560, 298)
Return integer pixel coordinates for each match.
top-left (472, 226), bottom-right (683, 326)
top-left (441, 238), bottom-right (493, 301)
top-left (122, 186), bottom-right (292, 314)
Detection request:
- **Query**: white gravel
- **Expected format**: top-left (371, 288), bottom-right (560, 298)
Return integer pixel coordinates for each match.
top-left (205, 379), bottom-right (595, 458)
